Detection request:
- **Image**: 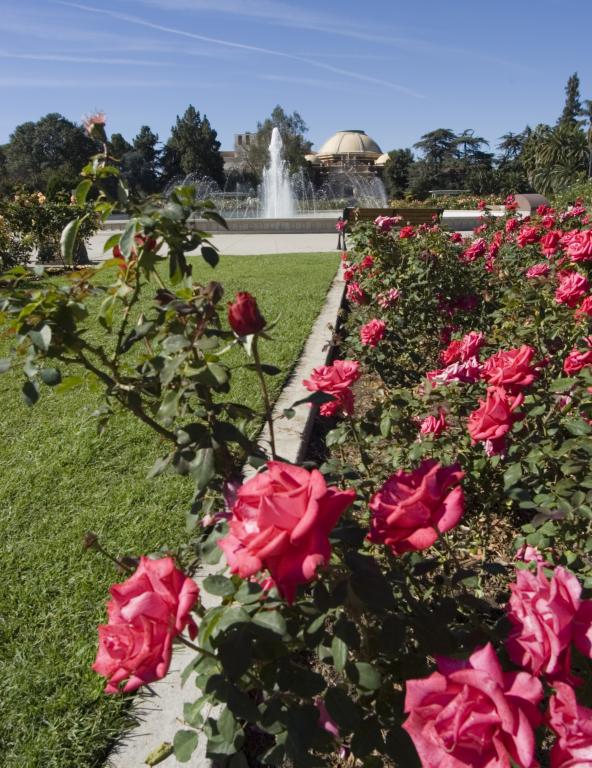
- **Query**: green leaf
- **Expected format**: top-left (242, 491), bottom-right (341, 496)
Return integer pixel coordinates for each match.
top-left (21, 380), bottom-right (39, 406)
top-left (119, 219), bottom-right (137, 259)
top-left (29, 325), bottom-right (52, 352)
top-left (252, 610), bottom-right (286, 635)
top-left (503, 463), bottom-right (522, 491)
top-left (60, 218), bottom-right (81, 266)
top-left (39, 368), bottom-right (62, 386)
top-left (173, 730), bottom-right (199, 763)
top-left (201, 245), bottom-right (219, 268)
top-left (74, 179), bottom-right (92, 205)
top-left (324, 687), bottom-right (362, 732)
top-left (346, 661), bottom-right (381, 690)
top-left (203, 574), bottom-right (236, 597)
top-left (331, 635), bottom-right (347, 672)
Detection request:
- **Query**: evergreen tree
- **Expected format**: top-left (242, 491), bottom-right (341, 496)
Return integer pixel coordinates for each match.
top-left (163, 106), bottom-right (224, 185)
top-left (559, 73), bottom-right (582, 127)
top-left (109, 133), bottom-right (132, 159)
top-left (382, 149), bottom-right (414, 198)
top-left (120, 126), bottom-right (161, 195)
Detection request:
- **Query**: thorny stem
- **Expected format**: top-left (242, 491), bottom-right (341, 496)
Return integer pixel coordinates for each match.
top-left (252, 334), bottom-right (277, 460)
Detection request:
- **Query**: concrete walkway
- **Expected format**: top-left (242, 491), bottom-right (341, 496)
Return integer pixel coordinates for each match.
top-left (86, 231), bottom-right (339, 261)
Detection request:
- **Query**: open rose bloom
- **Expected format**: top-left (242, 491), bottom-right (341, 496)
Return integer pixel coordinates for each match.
top-left (368, 459), bottom-right (464, 555)
top-left (468, 386), bottom-right (524, 455)
top-left (303, 359), bottom-right (360, 417)
top-left (506, 565), bottom-right (592, 683)
top-left (403, 644), bottom-right (543, 768)
top-left (547, 682), bottom-right (592, 767)
top-left (93, 557), bottom-right (199, 693)
top-left (219, 462), bottom-right (355, 603)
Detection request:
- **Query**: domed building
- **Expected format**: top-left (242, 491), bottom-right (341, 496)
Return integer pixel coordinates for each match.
top-left (307, 130), bottom-right (385, 175)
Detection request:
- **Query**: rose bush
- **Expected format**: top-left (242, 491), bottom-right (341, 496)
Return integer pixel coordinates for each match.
top-left (3, 122), bottom-right (592, 766)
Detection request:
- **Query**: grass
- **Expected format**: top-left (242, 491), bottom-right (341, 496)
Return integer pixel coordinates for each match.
top-left (0, 252), bottom-right (339, 768)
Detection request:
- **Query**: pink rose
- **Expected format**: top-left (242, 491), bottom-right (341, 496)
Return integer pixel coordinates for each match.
top-left (526, 262), bottom-right (550, 278)
top-left (93, 557), bottom-right (199, 693)
top-left (481, 345), bottom-right (539, 392)
top-left (506, 566), bottom-right (582, 682)
top-left (346, 281), bottom-right (367, 305)
top-left (505, 194), bottom-right (518, 210)
top-left (555, 271), bottom-right (590, 308)
top-left (517, 225), bottom-right (540, 248)
top-left (547, 682), bottom-right (592, 768)
top-left (575, 295), bottom-right (592, 319)
top-left (403, 643), bottom-right (543, 768)
top-left (419, 409), bottom-right (447, 437)
top-left (427, 356), bottom-right (482, 385)
top-left (542, 214), bottom-right (556, 229)
top-left (360, 318), bottom-right (386, 347)
top-left (377, 288), bottom-right (400, 308)
top-left (374, 215), bottom-right (401, 232)
top-left (303, 359), bottom-right (360, 417)
top-left (564, 229), bottom-right (592, 262)
top-left (515, 544), bottom-right (546, 564)
top-left (368, 459), bottom-right (464, 555)
top-left (342, 266), bottom-right (355, 282)
top-left (468, 386), bottom-right (524, 454)
top-left (218, 462), bottom-right (355, 603)
top-left (506, 217), bottom-right (520, 233)
top-left (461, 237), bottom-right (487, 262)
top-left (563, 338), bottom-right (592, 375)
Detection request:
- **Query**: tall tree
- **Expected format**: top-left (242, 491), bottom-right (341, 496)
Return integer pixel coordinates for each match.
top-left (580, 100), bottom-right (592, 178)
top-left (413, 129), bottom-right (457, 166)
top-left (163, 106), bottom-right (224, 185)
top-left (522, 122), bottom-right (587, 195)
top-left (559, 73), bottom-right (582, 127)
top-left (109, 133), bottom-right (132, 159)
top-left (120, 126), bottom-right (161, 195)
top-left (383, 149), bottom-right (414, 198)
top-left (5, 113), bottom-right (95, 191)
top-left (246, 105), bottom-right (313, 178)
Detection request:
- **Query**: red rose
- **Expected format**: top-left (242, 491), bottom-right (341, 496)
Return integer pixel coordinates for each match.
top-left (399, 225), bottom-right (415, 239)
top-left (93, 557), bottom-right (199, 693)
top-left (506, 566), bottom-right (582, 682)
top-left (481, 345), bottom-right (539, 391)
top-left (547, 682), bottom-right (592, 768)
top-left (555, 271), bottom-right (590, 308)
top-left (218, 462), bottom-right (355, 603)
top-left (368, 459), bottom-right (464, 555)
top-left (517, 225), bottom-right (540, 248)
top-left (228, 292), bottom-right (266, 336)
top-left (449, 232), bottom-right (463, 243)
top-left (506, 217), bottom-right (520, 233)
top-left (360, 318), bottom-right (386, 347)
top-left (461, 237), bottom-right (487, 262)
top-left (346, 281), bottom-right (367, 305)
top-left (403, 644), bottom-right (543, 768)
top-left (467, 386), bottom-right (524, 454)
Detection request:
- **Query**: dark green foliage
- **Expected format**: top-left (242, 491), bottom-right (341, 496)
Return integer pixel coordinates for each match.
top-left (163, 105), bottom-right (224, 185)
top-left (245, 105), bottom-right (313, 178)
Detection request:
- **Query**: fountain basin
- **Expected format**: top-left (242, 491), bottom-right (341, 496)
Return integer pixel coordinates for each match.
top-left (102, 214), bottom-right (341, 234)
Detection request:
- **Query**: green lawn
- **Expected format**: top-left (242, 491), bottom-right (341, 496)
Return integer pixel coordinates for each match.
top-left (0, 252), bottom-right (338, 768)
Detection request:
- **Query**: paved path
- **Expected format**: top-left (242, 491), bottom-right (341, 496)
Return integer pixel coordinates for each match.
top-left (86, 231), bottom-right (339, 261)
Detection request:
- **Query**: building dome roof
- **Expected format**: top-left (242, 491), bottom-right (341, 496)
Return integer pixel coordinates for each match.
top-left (316, 130), bottom-right (382, 158)
top-left (374, 152), bottom-right (390, 166)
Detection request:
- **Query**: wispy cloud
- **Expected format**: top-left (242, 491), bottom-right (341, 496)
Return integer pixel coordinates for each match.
top-left (258, 74), bottom-right (362, 94)
top-left (55, 1), bottom-right (425, 98)
top-left (0, 51), bottom-right (171, 66)
top-left (0, 76), bottom-right (200, 88)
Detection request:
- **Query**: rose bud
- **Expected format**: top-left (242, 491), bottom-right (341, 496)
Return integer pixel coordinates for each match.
top-left (228, 292), bottom-right (266, 336)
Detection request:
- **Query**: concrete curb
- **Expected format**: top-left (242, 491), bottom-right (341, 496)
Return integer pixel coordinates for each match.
top-left (106, 266), bottom-right (345, 767)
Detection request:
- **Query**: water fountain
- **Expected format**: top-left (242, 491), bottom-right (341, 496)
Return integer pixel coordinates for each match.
top-left (260, 127), bottom-right (296, 218)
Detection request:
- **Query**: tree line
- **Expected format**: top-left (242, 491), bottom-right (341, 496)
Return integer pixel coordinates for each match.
top-left (1, 74), bottom-right (591, 200)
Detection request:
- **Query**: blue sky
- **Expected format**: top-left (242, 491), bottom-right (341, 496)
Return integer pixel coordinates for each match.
top-left (2, 0), bottom-right (591, 155)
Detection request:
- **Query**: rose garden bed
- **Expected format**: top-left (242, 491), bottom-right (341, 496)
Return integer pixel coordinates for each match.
top-left (2, 132), bottom-right (592, 768)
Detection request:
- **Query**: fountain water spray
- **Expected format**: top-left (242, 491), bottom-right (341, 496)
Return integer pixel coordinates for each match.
top-left (260, 127), bottom-right (296, 218)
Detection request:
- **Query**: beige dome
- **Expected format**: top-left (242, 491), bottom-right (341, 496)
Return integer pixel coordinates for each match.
top-left (316, 130), bottom-right (382, 158)
top-left (374, 152), bottom-right (390, 166)
top-left (304, 153), bottom-right (317, 162)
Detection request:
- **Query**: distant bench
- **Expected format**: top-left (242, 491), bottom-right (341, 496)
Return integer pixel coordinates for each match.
top-left (338, 206), bottom-right (444, 249)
